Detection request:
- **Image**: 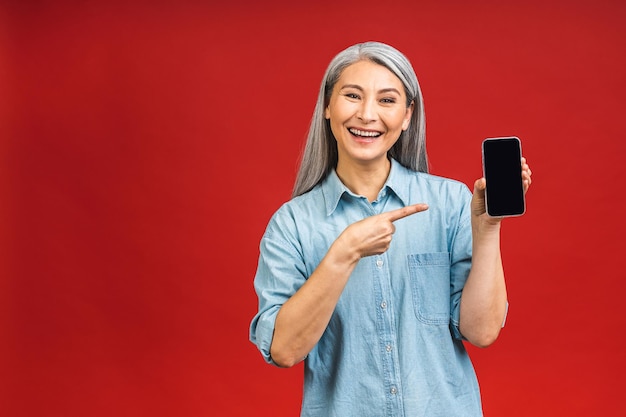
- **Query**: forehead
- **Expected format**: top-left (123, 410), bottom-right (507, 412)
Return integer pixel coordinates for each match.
top-left (336, 60), bottom-right (405, 92)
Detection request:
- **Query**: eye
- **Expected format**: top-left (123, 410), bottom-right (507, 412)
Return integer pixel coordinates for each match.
top-left (380, 97), bottom-right (396, 104)
top-left (344, 93), bottom-right (360, 100)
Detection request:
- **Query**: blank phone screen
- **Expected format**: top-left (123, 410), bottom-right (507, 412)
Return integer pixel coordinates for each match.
top-left (482, 137), bottom-right (525, 217)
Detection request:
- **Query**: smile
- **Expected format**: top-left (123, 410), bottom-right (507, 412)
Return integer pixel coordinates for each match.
top-left (349, 128), bottom-right (382, 138)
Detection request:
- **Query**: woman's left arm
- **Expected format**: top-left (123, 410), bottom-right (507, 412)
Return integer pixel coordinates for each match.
top-left (459, 158), bottom-right (532, 347)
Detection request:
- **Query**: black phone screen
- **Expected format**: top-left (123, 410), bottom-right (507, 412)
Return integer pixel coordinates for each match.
top-left (482, 137), bottom-right (525, 217)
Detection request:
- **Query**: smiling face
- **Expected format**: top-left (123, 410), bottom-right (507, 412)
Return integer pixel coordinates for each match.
top-left (325, 60), bottom-right (413, 171)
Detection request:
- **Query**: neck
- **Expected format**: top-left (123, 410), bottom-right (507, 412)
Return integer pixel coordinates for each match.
top-left (336, 157), bottom-right (391, 202)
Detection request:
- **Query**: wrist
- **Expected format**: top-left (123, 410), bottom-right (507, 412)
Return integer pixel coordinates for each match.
top-left (330, 233), bottom-right (362, 266)
top-left (472, 215), bottom-right (502, 239)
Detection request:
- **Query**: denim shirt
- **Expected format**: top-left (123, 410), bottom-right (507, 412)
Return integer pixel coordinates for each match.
top-left (250, 159), bottom-right (483, 417)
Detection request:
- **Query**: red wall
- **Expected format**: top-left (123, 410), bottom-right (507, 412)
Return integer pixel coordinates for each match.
top-left (2, 1), bottom-right (625, 415)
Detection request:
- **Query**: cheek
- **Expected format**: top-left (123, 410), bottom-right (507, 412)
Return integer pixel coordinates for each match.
top-left (330, 120), bottom-right (345, 140)
top-left (384, 112), bottom-right (409, 131)
top-left (397, 110), bottom-right (411, 131)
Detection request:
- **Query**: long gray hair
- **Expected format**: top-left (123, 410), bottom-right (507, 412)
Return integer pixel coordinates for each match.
top-left (292, 41), bottom-right (428, 198)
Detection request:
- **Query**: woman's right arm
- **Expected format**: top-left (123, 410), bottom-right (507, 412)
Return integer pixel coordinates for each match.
top-left (269, 203), bottom-right (428, 367)
top-left (269, 235), bottom-right (359, 367)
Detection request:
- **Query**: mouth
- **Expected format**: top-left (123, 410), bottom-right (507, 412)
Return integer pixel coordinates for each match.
top-left (348, 128), bottom-right (382, 138)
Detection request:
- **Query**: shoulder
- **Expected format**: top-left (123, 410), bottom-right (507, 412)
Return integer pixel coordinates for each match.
top-left (415, 170), bottom-right (469, 189)
top-left (264, 185), bottom-right (325, 238)
top-left (274, 185), bottom-right (324, 218)
top-left (419, 172), bottom-right (472, 200)
top-left (394, 164), bottom-right (471, 201)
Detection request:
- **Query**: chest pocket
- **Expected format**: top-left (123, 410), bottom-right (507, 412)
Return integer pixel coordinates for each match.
top-left (408, 252), bottom-right (451, 325)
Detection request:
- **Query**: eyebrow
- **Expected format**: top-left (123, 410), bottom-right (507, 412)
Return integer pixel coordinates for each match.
top-left (340, 84), bottom-right (402, 95)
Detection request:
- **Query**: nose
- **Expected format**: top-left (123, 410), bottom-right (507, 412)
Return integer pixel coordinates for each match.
top-left (357, 98), bottom-right (377, 123)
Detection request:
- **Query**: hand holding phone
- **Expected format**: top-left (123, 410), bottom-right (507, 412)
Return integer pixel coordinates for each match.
top-left (482, 137), bottom-right (526, 217)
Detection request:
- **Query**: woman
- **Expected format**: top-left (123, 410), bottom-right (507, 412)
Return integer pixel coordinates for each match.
top-left (250, 41), bottom-right (532, 417)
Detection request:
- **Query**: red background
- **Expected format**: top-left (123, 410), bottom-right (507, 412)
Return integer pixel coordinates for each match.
top-left (2, 0), bottom-right (625, 416)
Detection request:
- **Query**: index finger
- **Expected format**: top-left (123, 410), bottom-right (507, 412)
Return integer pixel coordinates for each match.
top-left (384, 203), bottom-right (429, 222)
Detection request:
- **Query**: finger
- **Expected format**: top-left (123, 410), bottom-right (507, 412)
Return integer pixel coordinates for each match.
top-left (520, 157), bottom-right (532, 190)
top-left (522, 169), bottom-right (532, 182)
top-left (523, 171), bottom-right (532, 192)
top-left (385, 203), bottom-right (429, 222)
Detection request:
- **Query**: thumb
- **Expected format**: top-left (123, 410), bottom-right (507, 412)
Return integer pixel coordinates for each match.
top-left (471, 178), bottom-right (487, 217)
top-left (474, 178), bottom-right (486, 196)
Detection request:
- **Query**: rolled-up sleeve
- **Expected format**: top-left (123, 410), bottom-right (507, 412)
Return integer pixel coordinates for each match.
top-left (448, 188), bottom-right (473, 340)
top-left (249, 210), bottom-right (307, 366)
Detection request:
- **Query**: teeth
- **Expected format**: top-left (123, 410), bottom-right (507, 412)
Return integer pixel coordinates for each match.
top-left (349, 128), bottom-right (381, 137)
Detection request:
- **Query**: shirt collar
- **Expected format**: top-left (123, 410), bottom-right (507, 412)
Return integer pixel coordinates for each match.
top-left (321, 158), bottom-right (410, 216)
top-left (385, 158), bottom-right (410, 206)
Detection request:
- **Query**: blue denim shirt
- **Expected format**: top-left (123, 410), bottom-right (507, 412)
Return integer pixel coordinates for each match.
top-left (250, 159), bottom-right (483, 416)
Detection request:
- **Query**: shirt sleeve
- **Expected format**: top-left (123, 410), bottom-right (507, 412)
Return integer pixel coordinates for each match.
top-left (448, 185), bottom-right (473, 340)
top-left (249, 209), bottom-right (307, 366)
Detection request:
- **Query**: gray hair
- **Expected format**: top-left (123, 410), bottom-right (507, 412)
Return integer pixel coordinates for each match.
top-left (292, 41), bottom-right (428, 198)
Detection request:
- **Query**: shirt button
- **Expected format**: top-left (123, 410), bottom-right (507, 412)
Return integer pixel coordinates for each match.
top-left (386, 344), bottom-right (392, 352)
top-left (376, 259), bottom-right (383, 268)
top-left (390, 386), bottom-right (398, 395)
top-left (380, 301), bottom-right (387, 309)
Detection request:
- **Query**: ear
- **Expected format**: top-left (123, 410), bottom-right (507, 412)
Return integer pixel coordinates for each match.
top-left (325, 105), bottom-right (330, 120)
top-left (402, 100), bottom-right (414, 131)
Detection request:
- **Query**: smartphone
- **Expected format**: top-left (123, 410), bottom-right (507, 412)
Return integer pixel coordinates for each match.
top-left (482, 136), bottom-right (525, 217)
